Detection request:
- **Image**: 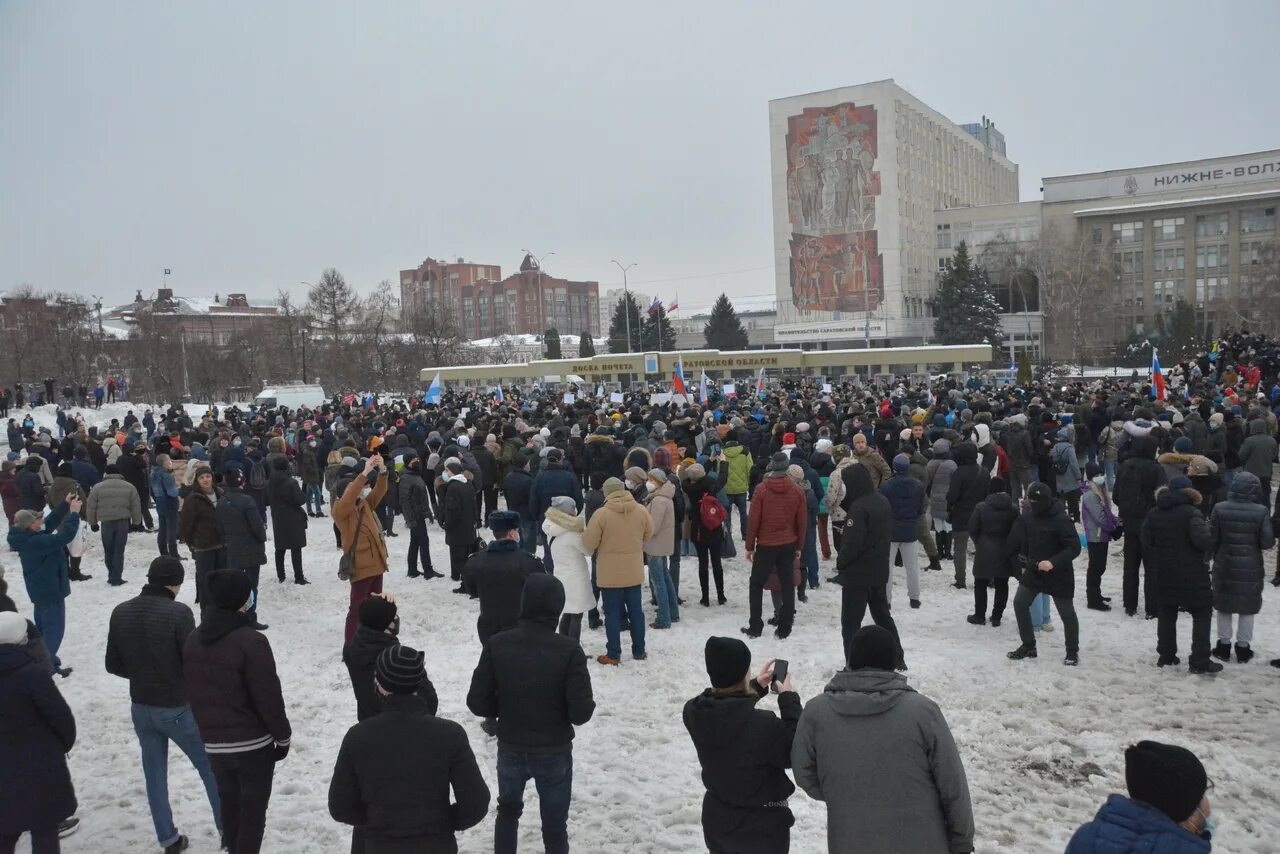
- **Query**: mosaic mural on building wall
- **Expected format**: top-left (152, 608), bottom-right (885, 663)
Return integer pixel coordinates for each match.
top-left (785, 102), bottom-right (883, 312)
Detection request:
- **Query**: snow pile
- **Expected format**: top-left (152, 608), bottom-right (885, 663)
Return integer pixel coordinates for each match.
top-left (1, 470), bottom-right (1277, 850)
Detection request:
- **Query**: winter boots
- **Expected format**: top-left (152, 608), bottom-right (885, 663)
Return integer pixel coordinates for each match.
top-left (1006, 644), bottom-right (1037, 660)
top-left (1190, 658), bottom-right (1224, 674)
top-left (67, 556), bottom-right (92, 581)
top-left (1235, 643), bottom-right (1254, 664)
top-left (1212, 641), bottom-right (1232, 661)
top-left (936, 532), bottom-right (951, 560)
top-left (926, 555), bottom-right (943, 572)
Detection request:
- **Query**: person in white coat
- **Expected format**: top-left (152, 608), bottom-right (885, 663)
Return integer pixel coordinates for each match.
top-left (542, 495), bottom-right (595, 640)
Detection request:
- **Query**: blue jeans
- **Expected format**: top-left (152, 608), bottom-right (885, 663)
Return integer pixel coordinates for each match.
top-left (601, 585), bottom-right (645, 660)
top-left (102, 518), bottom-right (130, 582)
top-left (156, 496), bottom-right (178, 556)
top-left (802, 521), bottom-right (819, 587)
top-left (495, 751), bottom-right (572, 854)
top-left (32, 600), bottom-right (65, 669)
top-left (726, 492), bottom-right (749, 535)
top-left (304, 483), bottom-right (324, 514)
top-left (131, 704), bottom-right (222, 847)
top-left (1031, 592), bottom-right (1052, 628)
top-left (1102, 459), bottom-right (1117, 493)
top-left (647, 556), bottom-right (679, 627)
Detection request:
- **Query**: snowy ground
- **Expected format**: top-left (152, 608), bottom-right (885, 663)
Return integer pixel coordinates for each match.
top-left (5, 406), bottom-right (1280, 853)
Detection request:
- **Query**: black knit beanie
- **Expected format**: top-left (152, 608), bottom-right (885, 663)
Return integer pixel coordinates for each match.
top-left (704, 636), bottom-right (751, 689)
top-left (375, 644), bottom-right (425, 695)
top-left (1125, 740), bottom-right (1208, 823)
top-left (846, 625), bottom-right (898, 670)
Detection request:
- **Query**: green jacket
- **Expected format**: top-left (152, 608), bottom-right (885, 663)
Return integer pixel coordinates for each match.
top-left (723, 443), bottom-right (752, 495)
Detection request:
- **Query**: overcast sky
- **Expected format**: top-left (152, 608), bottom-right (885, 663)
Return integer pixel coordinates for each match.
top-left (3, 0), bottom-right (1278, 312)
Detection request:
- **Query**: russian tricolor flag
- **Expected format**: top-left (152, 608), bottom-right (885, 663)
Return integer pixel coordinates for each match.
top-left (1151, 349), bottom-right (1166, 401)
top-left (672, 356), bottom-right (687, 396)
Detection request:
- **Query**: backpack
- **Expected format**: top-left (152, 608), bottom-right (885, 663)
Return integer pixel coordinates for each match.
top-left (699, 492), bottom-right (727, 531)
top-left (1053, 454), bottom-right (1070, 476)
top-left (249, 458), bottom-right (269, 490)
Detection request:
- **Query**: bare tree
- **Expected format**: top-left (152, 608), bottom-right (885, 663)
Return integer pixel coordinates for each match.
top-left (1026, 222), bottom-right (1117, 368)
top-left (406, 298), bottom-right (465, 368)
top-left (306, 268), bottom-right (359, 386)
top-left (488, 334), bottom-right (521, 365)
top-left (362, 279), bottom-right (400, 391)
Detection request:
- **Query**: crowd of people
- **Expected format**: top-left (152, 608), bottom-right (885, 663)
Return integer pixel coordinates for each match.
top-left (5, 331), bottom-right (1278, 852)
top-left (0, 376), bottom-right (126, 415)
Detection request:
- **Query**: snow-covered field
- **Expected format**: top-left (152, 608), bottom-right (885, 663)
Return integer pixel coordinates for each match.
top-left (5, 406), bottom-right (1280, 853)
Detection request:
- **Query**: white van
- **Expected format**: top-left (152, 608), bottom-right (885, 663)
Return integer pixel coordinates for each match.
top-left (254, 384), bottom-right (328, 410)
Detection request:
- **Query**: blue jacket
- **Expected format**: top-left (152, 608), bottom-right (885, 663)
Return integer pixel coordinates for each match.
top-left (6, 502), bottom-right (79, 606)
top-left (1067, 795), bottom-right (1211, 854)
top-left (149, 465), bottom-right (179, 502)
top-left (528, 462), bottom-right (583, 521)
top-left (69, 459), bottom-right (100, 494)
top-left (880, 472), bottom-right (925, 543)
top-left (504, 469), bottom-right (535, 516)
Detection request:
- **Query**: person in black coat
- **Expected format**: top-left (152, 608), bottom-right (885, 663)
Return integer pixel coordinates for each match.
top-left (440, 459), bottom-right (478, 589)
top-left (683, 636), bottom-right (800, 854)
top-left (835, 463), bottom-right (903, 668)
top-left (119, 445), bottom-right (155, 531)
top-left (264, 458), bottom-right (308, 585)
top-left (15, 455), bottom-right (46, 511)
top-left (471, 440), bottom-right (500, 523)
top-left (683, 464), bottom-right (726, 606)
top-left (879, 454), bottom-right (926, 607)
top-left (462, 512), bottom-right (546, 647)
top-left (105, 556), bottom-right (222, 852)
top-left (1112, 434), bottom-right (1167, 618)
top-left (215, 469), bottom-right (269, 630)
top-left (1142, 477), bottom-right (1217, 673)
top-left (0, 611), bottom-right (77, 853)
top-left (342, 596), bottom-right (438, 722)
top-left (330, 644), bottom-right (490, 854)
top-left (1007, 483), bottom-right (1082, 665)
top-left (467, 574), bottom-right (595, 854)
top-left (945, 441), bottom-right (987, 590)
top-left (1209, 471), bottom-right (1273, 663)
top-left (966, 479), bottom-right (1019, 626)
top-left (397, 456), bottom-right (440, 579)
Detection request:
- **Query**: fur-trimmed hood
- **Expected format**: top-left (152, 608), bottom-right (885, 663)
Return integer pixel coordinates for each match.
top-left (544, 506), bottom-right (584, 533)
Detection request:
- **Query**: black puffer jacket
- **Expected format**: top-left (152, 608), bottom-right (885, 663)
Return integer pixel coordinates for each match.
top-left (1141, 487), bottom-right (1213, 610)
top-left (439, 478), bottom-right (477, 547)
top-left (968, 492), bottom-right (1019, 580)
top-left (183, 608), bottom-right (291, 755)
top-left (342, 627), bottom-right (439, 722)
top-left (1008, 496), bottom-right (1081, 598)
top-left (1113, 436), bottom-right (1166, 522)
top-left (683, 679), bottom-right (800, 851)
top-left (835, 464), bottom-right (892, 587)
top-left (466, 574), bottom-right (595, 753)
top-left (328, 693), bottom-right (490, 854)
top-left (945, 442), bottom-right (987, 532)
top-left (462, 539), bottom-right (546, 645)
top-left (105, 586), bottom-right (196, 707)
top-left (397, 469), bottom-right (433, 527)
top-left (1209, 472), bottom-right (1274, 615)
top-left (216, 488), bottom-right (267, 568)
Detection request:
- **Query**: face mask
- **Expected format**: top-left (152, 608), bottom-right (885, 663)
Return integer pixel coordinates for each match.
top-left (645, 481), bottom-right (657, 493)
top-left (308, 441), bottom-right (316, 448)
top-left (1209, 422), bottom-right (1219, 430)
top-left (233, 439), bottom-right (242, 447)
top-left (1092, 475), bottom-right (1106, 486)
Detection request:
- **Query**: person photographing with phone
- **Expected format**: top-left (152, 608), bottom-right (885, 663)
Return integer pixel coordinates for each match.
top-left (683, 636), bottom-right (801, 854)
top-left (333, 454), bottom-right (390, 642)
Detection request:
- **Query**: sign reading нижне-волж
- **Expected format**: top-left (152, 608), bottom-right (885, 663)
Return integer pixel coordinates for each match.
top-left (1045, 151), bottom-right (1280, 203)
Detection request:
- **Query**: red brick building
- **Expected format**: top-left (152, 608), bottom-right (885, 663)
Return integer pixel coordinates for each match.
top-left (400, 254), bottom-right (600, 339)
top-left (106, 289), bottom-right (279, 344)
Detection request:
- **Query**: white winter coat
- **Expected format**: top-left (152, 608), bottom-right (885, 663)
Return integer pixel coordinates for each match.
top-left (542, 508), bottom-right (595, 615)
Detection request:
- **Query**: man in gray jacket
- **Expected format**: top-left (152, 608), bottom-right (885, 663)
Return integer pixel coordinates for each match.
top-left (792, 625), bottom-right (974, 854)
top-left (1236, 418), bottom-right (1277, 509)
top-left (85, 463), bottom-right (144, 585)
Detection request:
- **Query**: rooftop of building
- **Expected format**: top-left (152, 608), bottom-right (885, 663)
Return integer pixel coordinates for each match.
top-left (1043, 147), bottom-right (1280, 184)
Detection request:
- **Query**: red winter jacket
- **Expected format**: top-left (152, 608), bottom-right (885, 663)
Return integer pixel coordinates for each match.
top-left (745, 476), bottom-right (807, 551)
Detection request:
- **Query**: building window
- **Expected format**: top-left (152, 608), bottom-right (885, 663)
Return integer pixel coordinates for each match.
top-left (1240, 207), bottom-right (1276, 234)
top-left (1195, 276), bottom-right (1226, 306)
top-left (1153, 280), bottom-right (1179, 305)
top-left (936, 224), bottom-right (952, 249)
top-left (1153, 248), bottom-right (1185, 272)
top-left (1112, 221), bottom-right (1143, 244)
top-left (1152, 217), bottom-right (1185, 241)
top-left (1195, 244), bottom-right (1228, 270)
top-left (1195, 213), bottom-right (1229, 238)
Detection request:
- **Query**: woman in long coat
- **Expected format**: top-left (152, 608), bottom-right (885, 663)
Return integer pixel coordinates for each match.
top-left (266, 456), bottom-right (309, 585)
top-left (0, 612), bottom-right (77, 852)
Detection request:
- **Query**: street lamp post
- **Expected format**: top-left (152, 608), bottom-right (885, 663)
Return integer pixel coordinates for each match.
top-left (611, 260), bottom-right (637, 351)
top-left (298, 282), bottom-right (311, 383)
top-left (522, 249), bottom-right (555, 334)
